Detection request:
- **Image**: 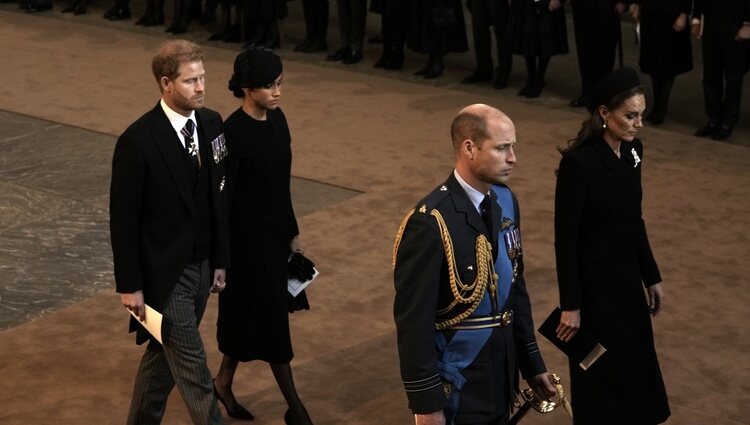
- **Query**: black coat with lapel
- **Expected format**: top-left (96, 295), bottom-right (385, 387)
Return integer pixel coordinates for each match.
top-left (110, 103), bottom-right (230, 342)
top-left (554, 137), bottom-right (669, 424)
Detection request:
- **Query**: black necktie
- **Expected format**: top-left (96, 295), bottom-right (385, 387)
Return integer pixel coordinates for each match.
top-left (181, 119), bottom-right (200, 169)
top-left (480, 195), bottom-right (493, 235)
top-left (480, 194), bottom-right (498, 261)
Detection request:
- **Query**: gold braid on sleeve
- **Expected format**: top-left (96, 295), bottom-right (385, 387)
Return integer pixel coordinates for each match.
top-left (391, 207), bottom-right (497, 331)
top-left (392, 208), bottom-right (416, 270)
top-left (430, 209), bottom-right (496, 330)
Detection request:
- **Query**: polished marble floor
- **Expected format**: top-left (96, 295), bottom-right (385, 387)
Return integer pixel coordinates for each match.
top-left (0, 109), bottom-right (360, 330)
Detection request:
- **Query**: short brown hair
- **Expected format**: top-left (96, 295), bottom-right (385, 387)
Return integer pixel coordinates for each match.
top-left (450, 111), bottom-right (489, 150)
top-left (151, 40), bottom-right (204, 88)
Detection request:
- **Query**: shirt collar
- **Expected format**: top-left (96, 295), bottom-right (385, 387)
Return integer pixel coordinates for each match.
top-left (454, 169), bottom-right (487, 213)
top-left (160, 99), bottom-right (197, 141)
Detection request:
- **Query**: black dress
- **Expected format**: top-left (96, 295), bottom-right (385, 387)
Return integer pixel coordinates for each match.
top-left (554, 137), bottom-right (670, 425)
top-left (217, 107), bottom-right (307, 363)
top-left (637, 0), bottom-right (692, 77)
top-left (509, 0), bottom-right (568, 57)
top-left (408, 0), bottom-right (468, 54)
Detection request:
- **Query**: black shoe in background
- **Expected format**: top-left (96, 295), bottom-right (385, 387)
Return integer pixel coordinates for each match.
top-left (695, 122), bottom-right (719, 137)
top-left (710, 125), bottom-right (733, 140)
top-left (343, 49), bottom-right (363, 65)
top-left (461, 70), bottom-right (493, 84)
top-left (326, 47), bottom-right (349, 61)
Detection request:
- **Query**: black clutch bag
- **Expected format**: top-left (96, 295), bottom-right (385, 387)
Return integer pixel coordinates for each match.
top-left (287, 252), bottom-right (315, 312)
top-left (538, 307), bottom-right (607, 370)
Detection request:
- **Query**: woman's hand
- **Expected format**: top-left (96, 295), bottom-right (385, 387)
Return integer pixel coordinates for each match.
top-left (647, 283), bottom-right (664, 316)
top-left (630, 3), bottom-right (640, 21)
top-left (549, 0), bottom-right (561, 12)
top-left (556, 309), bottom-right (580, 342)
top-left (673, 13), bottom-right (687, 32)
top-left (290, 236), bottom-right (303, 254)
top-left (737, 24), bottom-right (750, 41)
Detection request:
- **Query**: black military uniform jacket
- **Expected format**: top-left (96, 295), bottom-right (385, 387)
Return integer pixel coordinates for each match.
top-left (393, 173), bottom-right (546, 420)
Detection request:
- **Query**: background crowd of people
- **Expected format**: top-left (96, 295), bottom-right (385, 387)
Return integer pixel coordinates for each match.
top-left (8, 0), bottom-right (749, 138)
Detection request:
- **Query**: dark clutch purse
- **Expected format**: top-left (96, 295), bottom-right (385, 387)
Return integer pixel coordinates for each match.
top-left (287, 252), bottom-right (314, 312)
top-left (534, 0), bottom-right (550, 14)
top-left (431, 1), bottom-right (457, 29)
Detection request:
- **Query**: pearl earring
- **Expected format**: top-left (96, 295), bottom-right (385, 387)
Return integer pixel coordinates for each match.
top-left (602, 122), bottom-right (607, 129)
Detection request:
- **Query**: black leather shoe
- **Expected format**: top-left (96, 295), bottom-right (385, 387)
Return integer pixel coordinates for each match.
top-left (492, 76), bottom-right (508, 89)
top-left (517, 82), bottom-right (532, 96)
top-left (343, 49), bottom-right (363, 64)
top-left (461, 70), bottom-right (493, 84)
top-left (144, 14), bottom-right (164, 25)
top-left (302, 39), bottom-right (327, 53)
top-left (414, 63), bottom-right (430, 76)
top-left (166, 25), bottom-right (188, 34)
top-left (25, 1), bottom-right (51, 12)
top-left (423, 63), bottom-right (444, 79)
top-left (710, 124), bottom-right (733, 140)
top-left (326, 47), bottom-right (349, 61)
top-left (384, 51), bottom-right (404, 70)
top-left (214, 381), bottom-right (254, 421)
top-left (524, 79), bottom-right (544, 98)
top-left (295, 37), bottom-right (313, 52)
top-left (695, 122), bottom-right (719, 137)
top-left (104, 6), bottom-right (130, 20)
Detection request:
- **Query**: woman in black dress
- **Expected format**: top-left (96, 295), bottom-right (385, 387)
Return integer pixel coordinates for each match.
top-left (631, 0), bottom-right (692, 124)
top-left (408, 0), bottom-right (468, 79)
top-left (214, 48), bottom-right (313, 425)
top-left (554, 67), bottom-right (670, 425)
top-left (508, 0), bottom-right (568, 97)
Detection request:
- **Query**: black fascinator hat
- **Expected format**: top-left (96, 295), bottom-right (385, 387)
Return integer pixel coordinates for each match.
top-left (228, 47), bottom-right (283, 98)
top-left (587, 67), bottom-right (641, 112)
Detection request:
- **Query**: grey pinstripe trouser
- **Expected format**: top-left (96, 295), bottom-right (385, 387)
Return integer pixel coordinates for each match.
top-left (127, 260), bottom-right (224, 425)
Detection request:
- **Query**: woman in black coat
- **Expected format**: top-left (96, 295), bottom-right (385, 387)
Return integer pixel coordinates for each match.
top-left (214, 48), bottom-right (313, 425)
top-left (632, 0), bottom-right (693, 124)
top-left (554, 67), bottom-right (670, 425)
top-left (508, 0), bottom-right (568, 97)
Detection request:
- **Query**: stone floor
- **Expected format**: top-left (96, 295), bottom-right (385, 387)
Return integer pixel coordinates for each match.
top-left (0, 111), bottom-right (359, 330)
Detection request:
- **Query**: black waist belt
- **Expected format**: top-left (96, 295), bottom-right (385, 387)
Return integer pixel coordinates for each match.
top-left (447, 310), bottom-right (513, 330)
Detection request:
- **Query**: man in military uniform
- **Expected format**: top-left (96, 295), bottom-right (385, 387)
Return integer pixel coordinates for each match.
top-left (393, 104), bottom-right (556, 425)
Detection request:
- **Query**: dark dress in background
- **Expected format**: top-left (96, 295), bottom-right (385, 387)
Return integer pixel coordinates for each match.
top-left (636, 0), bottom-right (692, 123)
top-left (217, 107), bottom-right (308, 364)
top-left (243, 0), bottom-right (288, 47)
top-left (509, 0), bottom-right (568, 58)
top-left (554, 137), bottom-right (670, 425)
top-left (408, 0), bottom-right (468, 55)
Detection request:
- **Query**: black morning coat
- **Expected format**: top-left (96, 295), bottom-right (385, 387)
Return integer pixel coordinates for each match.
top-left (393, 173), bottom-right (546, 423)
top-left (110, 103), bottom-right (230, 344)
top-left (554, 137), bottom-right (670, 425)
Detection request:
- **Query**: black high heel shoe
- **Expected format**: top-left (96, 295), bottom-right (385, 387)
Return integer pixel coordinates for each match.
top-left (284, 408), bottom-right (313, 425)
top-left (213, 381), bottom-right (254, 421)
